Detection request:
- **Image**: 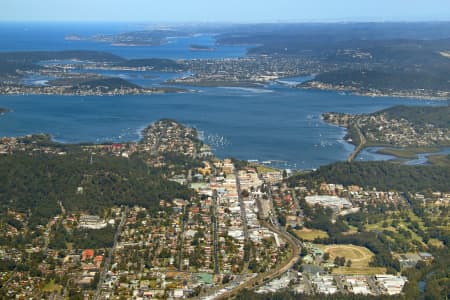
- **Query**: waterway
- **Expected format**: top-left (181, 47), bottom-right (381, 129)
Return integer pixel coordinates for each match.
top-left (357, 147), bottom-right (450, 166)
top-left (0, 23), bottom-right (447, 169)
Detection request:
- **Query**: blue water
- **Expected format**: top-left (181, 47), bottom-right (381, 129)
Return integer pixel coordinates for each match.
top-left (404, 148), bottom-right (450, 165)
top-left (358, 147), bottom-right (450, 165)
top-left (0, 22), bottom-right (246, 59)
top-left (0, 86), bottom-right (443, 169)
top-left (357, 147), bottom-right (397, 162)
top-left (0, 23), bottom-right (447, 169)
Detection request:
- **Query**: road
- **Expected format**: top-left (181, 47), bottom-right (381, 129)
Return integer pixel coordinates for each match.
top-left (212, 190), bottom-right (220, 274)
top-left (202, 174), bottom-right (303, 300)
top-left (234, 170), bottom-right (249, 242)
top-left (93, 206), bottom-right (129, 300)
top-left (214, 220), bottom-right (301, 300)
top-left (214, 180), bottom-right (302, 300)
top-left (347, 122), bottom-right (366, 162)
top-left (177, 205), bottom-right (187, 271)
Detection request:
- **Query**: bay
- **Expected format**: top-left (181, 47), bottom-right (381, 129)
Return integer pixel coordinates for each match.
top-left (0, 86), bottom-right (442, 170)
top-left (0, 23), bottom-right (446, 169)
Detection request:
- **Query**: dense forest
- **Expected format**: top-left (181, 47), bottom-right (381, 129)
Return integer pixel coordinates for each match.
top-left (0, 152), bottom-right (193, 227)
top-left (289, 161), bottom-right (450, 192)
top-left (218, 23), bottom-right (450, 58)
top-left (0, 50), bottom-right (123, 64)
top-left (307, 69), bottom-right (450, 92)
top-left (0, 50), bottom-right (124, 77)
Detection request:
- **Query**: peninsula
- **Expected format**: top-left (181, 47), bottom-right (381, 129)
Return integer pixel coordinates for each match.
top-left (323, 105), bottom-right (450, 161)
top-left (0, 51), bottom-right (186, 96)
top-left (189, 44), bottom-right (216, 52)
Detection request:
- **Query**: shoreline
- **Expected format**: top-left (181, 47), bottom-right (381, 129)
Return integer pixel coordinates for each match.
top-left (0, 87), bottom-right (187, 97)
top-left (299, 83), bottom-right (449, 101)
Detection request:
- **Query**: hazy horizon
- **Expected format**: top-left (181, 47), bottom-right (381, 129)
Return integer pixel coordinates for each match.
top-left (2, 0), bottom-right (450, 23)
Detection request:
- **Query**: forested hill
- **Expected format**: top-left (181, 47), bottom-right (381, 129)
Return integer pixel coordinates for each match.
top-left (0, 50), bottom-right (124, 77)
top-left (0, 152), bottom-right (193, 227)
top-left (289, 161), bottom-right (450, 192)
top-left (0, 50), bottom-right (124, 64)
top-left (378, 105), bottom-right (450, 129)
top-left (307, 69), bottom-right (450, 93)
top-left (0, 50), bottom-right (185, 78)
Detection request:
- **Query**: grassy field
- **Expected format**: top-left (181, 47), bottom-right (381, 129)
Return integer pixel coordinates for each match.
top-left (253, 164), bottom-right (280, 174)
top-left (428, 154), bottom-right (450, 167)
top-left (321, 244), bottom-right (374, 267)
top-left (376, 147), bottom-right (440, 159)
top-left (293, 228), bottom-right (328, 241)
top-left (319, 244), bottom-right (387, 275)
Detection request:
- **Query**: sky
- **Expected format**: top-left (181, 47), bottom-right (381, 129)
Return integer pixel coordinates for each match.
top-left (1, 0), bottom-right (450, 23)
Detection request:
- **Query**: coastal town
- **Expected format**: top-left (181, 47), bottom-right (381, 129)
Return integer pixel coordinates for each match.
top-left (300, 80), bottom-right (450, 101)
top-left (168, 56), bottom-right (320, 87)
top-left (0, 119), bottom-right (448, 299)
top-left (321, 105), bottom-right (450, 166)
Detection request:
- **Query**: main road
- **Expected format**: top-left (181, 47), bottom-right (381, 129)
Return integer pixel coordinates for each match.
top-left (347, 122), bottom-right (366, 162)
top-left (94, 206), bottom-right (129, 300)
top-left (214, 220), bottom-right (301, 300)
top-left (214, 180), bottom-right (302, 300)
top-left (212, 190), bottom-right (220, 274)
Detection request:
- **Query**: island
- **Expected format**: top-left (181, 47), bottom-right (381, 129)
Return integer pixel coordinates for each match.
top-left (0, 108), bottom-right (8, 115)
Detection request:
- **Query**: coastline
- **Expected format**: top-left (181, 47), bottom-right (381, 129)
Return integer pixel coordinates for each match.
top-left (166, 79), bottom-right (264, 88)
top-left (299, 82), bottom-right (450, 101)
top-left (0, 87), bottom-right (187, 96)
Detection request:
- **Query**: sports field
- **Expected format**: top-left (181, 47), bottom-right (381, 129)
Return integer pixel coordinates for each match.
top-left (323, 244), bottom-right (373, 267)
top-left (320, 244), bottom-right (387, 275)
